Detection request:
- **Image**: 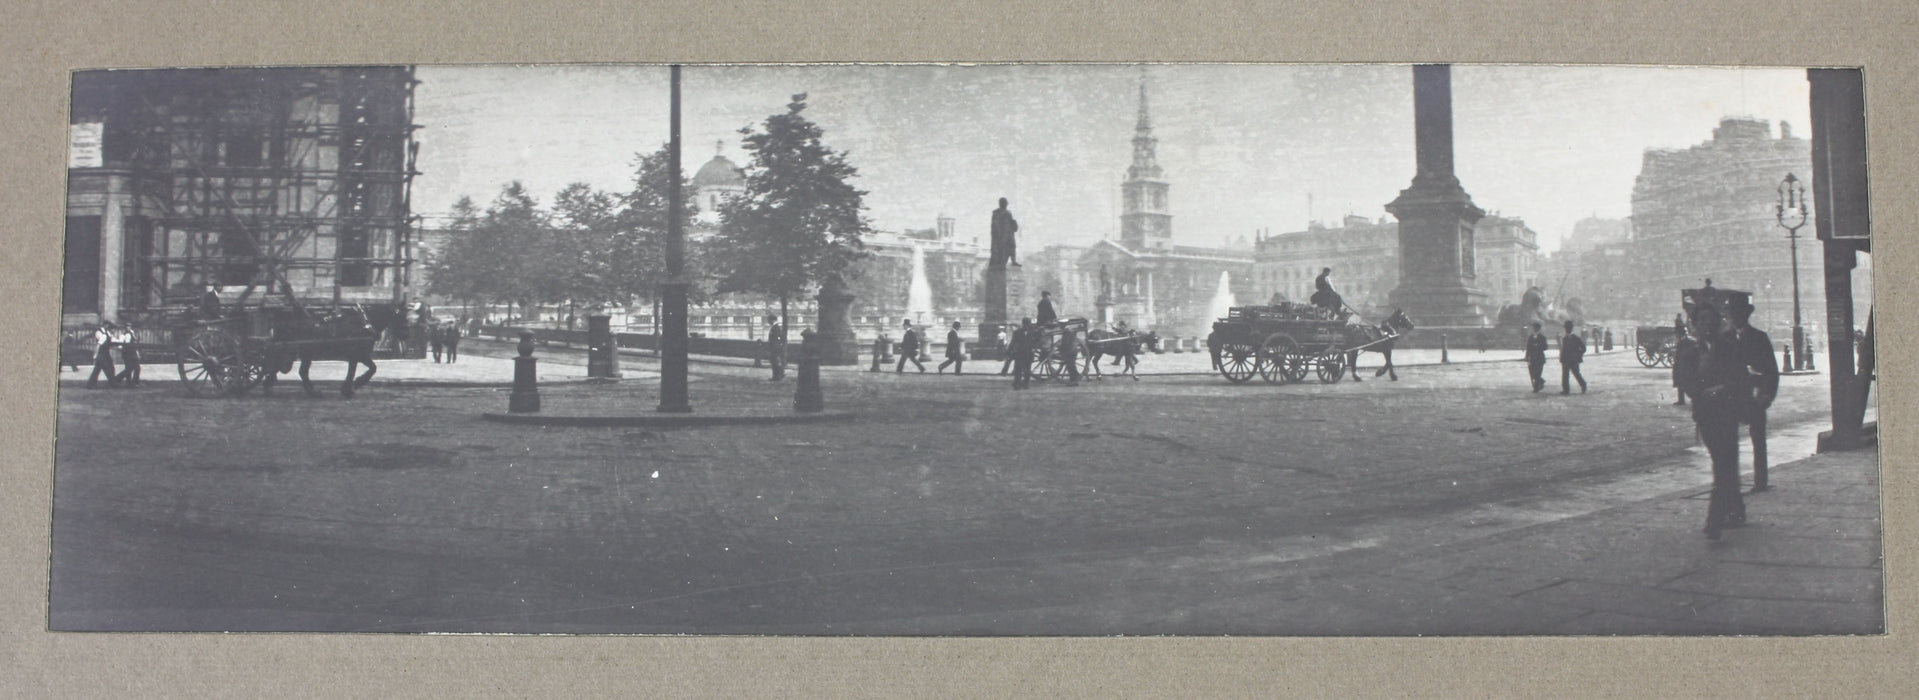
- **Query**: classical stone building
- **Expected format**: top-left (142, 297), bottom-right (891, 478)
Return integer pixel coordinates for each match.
top-left (1070, 82), bottom-right (1256, 336)
top-left (1252, 213), bottom-right (1540, 320)
top-left (690, 142), bottom-right (746, 228)
top-left (1620, 117), bottom-right (1871, 332)
top-left (64, 67), bottom-right (419, 328)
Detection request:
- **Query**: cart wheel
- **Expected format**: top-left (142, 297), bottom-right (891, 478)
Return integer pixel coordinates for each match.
top-left (1217, 343), bottom-right (1257, 384)
top-left (228, 358), bottom-right (268, 396)
top-left (1317, 352), bottom-right (1346, 383)
top-left (177, 329), bottom-right (243, 396)
top-left (1656, 339), bottom-right (1677, 368)
top-left (1258, 335), bottom-right (1298, 384)
top-left (1635, 343), bottom-right (1657, 367)
top-left (1283, 351), bottom-right (1311, 383)
top-left (1038, 347), bottom-right (1063, 380)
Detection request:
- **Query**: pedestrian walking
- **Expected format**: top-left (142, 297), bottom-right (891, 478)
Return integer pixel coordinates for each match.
top-left (1559, 319), bottom-right (1586, 394)
top-left (1672, 315), bottom-right (1697, 406)
top-left (938, 322), bottom-right (965, 375)
top-left (1684, 297), bottom-right (1778, 538)
top-left (1524, 321), bottom-right (1548, 392)
top-left (1059, 328), bottom-right (1082, 386)
top-left (896, 320), bottom-right (925, 373)
top-left (1005, 327), bottom-right (1020, 375)
top-left (1725, 298), bottom-right (1778, 491)
top-left (1010, 318), bottom-right (1036, 390)
top-left (766, 314), bottom-right (787, 380)
top-left (86, 322), bottom-right (118, 388)
top-left (442, 324), bottom-right (461, 364)
top-left (429, 321), bottom-right (445, 363)
top-left (113, 322), bottom-right (141, 387)
top-left (1036, 291), bottom-right (1058, 326)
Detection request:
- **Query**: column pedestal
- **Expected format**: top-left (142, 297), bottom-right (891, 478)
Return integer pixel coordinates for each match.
top-left (814, 275), bottom-right (860, 365)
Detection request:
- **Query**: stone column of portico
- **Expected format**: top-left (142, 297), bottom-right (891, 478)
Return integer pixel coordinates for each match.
top-left (1385, 64), bottom-right (1491, 329)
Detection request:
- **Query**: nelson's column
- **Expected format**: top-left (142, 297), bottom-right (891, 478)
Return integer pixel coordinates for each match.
top-left (1385, 64), bottom-right (1492, 329)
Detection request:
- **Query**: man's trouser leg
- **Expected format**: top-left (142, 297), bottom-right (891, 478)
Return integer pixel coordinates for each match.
top-left (1561, 363), bottom-right (1571, 393)
top-left (1701, 416), bottom-right (1745, 530)
top-left (1750, 412), bottom-right (1769, 491)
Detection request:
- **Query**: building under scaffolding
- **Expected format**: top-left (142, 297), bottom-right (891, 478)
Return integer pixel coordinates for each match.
top-left (64, 66), bottom-right (420, 326)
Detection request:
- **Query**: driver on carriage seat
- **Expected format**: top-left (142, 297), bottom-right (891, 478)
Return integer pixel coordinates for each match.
top-left (1310, 267), bottom-right (1345, 319)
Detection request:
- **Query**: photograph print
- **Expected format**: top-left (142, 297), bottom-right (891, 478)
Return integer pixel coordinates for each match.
top-left (51, 63), bottom-right (1879, 635)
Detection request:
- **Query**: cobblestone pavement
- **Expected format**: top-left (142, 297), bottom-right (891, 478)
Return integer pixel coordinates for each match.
top-left (49, 347), bottom-right (1879, 634)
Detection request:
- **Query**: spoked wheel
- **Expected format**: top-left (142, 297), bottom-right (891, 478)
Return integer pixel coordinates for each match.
top-left (1217, 343), bottom-right (1258, 384)
top-left (1038, 346), bottom-right (1064, 381)
top-left (1635, 343), bottom-right (1659, 367)
top-left (177, 329), bottom-right (244, 396)
top-left (1316, 352), bottom-right (1346, 383)
top-left (1258, 335), bottom-right (1299, 384)
top-left (1656, 339), bottom-right (1677, 368)
top-left (1282, 351), bottom-right (1311, 383)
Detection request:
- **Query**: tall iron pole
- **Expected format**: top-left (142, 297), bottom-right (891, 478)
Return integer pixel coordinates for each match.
top-left (1777, 173), bottom-right (1808, 371)
top-left (658, 65), bottom-right (692, 412)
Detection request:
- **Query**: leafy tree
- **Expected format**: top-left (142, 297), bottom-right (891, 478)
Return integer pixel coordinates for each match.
top-left (710, 93), bottom-right (872, 321)
top-left (613, 145), bottom-right (700, 306)
top-left (549, 181), bottom-right (622, 310)
top-left (423, 195), bottom-right (485, 306)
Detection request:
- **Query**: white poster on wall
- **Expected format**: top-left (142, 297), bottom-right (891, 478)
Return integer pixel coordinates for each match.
top-left (68, 122), bottom-right (103, 168)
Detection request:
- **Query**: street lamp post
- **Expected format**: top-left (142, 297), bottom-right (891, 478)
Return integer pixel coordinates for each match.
top-left (1776, 173), bottom-right (1809, 371)
top-left (658, 65), bottom-right (692, 412)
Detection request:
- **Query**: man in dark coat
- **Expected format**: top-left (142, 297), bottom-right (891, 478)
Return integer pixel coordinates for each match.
top-left (87, 322), bottom-right (118, 388)
top-left (1036, 291), bottom-right (1057, 326)
top-left (1559, 319), bottom-right (1587, 394)
top-left (1310, 267), bottom-right (1343, 318)
top-left (1524, 322), bottom-right (1548, 392)
top-left (1058, 328), bottom-right (1082, 386)
top-left (938, 322), bottom-right (965, 375)
top-left (1671, 316), bottom-right (1697, 406)
top-left (1684, 298), bottom-right (1778, 537)
top-left (766, 314), bottom-right (787, 380)
top-left (1010, 318), bottom-right (1036, 390)
top-left (1725, 298), bottom-right (1780, 491)
top-left (441, 323), bottom-right (461, 364)
top-left (895, 320), bottom-right (925, 373)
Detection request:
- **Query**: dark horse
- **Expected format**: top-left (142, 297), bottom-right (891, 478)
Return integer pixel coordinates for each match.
top-left (260, 304), bottom-right (404, 398)
top-left (1085, 328), bottom-right (1161, 380)
top-left (1342, 309), bottom-right (1414, 382)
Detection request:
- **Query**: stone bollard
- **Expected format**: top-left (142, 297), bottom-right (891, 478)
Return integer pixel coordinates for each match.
top-left (1782, 343), bottom-right (1793, 371)
top-left (586, 315), bottom-right (620, 379)
top-left (869, 337), bottom-right (884, 372)
top-left (1805, 343), bottom-right (1816, 371)
top-left (795, 330), bottom-right (824, 413)
top-left (1440, 333), bottom-right (1450, 364)
top-left (510, 331), bottom-right (541, 413)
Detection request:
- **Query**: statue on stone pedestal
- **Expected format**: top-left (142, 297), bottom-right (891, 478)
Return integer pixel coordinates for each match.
top-left (989, 197), bottom-right (1020, 269)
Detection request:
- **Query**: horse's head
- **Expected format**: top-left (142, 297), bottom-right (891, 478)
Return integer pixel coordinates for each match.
top-left (1386, 309), bottom-right (1415, 334)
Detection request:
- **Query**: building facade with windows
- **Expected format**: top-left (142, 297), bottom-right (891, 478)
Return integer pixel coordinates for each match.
top-left (64, 67), bottom-right (420, 327)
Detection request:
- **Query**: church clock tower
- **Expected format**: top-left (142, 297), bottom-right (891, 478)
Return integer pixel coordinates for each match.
top-left (1120, 80), bottom-right (1173, 250)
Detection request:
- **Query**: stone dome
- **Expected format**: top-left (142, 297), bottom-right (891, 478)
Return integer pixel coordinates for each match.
top-left (692, 154), bottom-right (745, 189)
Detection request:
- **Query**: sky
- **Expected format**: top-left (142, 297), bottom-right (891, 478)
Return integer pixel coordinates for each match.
top-left (410, 64), bottom-right (1811, 253)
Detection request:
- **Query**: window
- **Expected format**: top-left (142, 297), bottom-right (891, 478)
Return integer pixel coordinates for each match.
top-left (63, 216), bottom-right (102, 314)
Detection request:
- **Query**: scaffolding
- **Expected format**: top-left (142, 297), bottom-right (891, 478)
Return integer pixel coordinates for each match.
top-left (72, 67), bottom-right (420, 316)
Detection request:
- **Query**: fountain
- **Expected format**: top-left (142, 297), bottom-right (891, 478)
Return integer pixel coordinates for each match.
top-left (906, 244), bottom-right (935, 324)
top-left (1204, 270), bottom-right (1236, 327)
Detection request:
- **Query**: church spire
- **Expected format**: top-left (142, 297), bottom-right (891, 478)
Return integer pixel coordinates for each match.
top-left (1128, 76), bottom-right (1161, 181)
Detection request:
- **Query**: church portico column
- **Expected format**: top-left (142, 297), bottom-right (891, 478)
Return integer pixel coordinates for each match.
top-left (1386, 64), bottom-right (1490, 328)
